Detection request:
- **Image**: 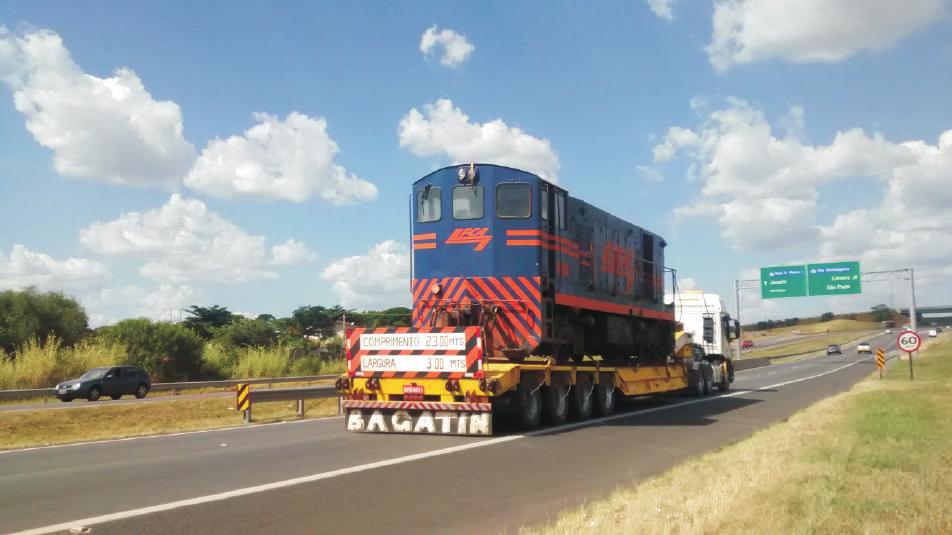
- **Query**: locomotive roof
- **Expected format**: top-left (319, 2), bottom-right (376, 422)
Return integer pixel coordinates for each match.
top-left (411, 163), bottom-right (548, 186)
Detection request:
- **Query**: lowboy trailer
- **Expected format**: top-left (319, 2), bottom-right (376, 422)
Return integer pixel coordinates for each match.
top-left (337, 325), bottom-right (731, 436)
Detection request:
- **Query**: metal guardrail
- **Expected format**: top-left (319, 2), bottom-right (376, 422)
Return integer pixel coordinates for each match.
top-left (239, 385), bottom-right (338, 423)
top-left (0, 374), bottom-right (340, 403)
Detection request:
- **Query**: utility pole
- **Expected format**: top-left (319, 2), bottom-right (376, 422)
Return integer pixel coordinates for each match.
top-left (734, 279), bottom-right (741, 359)
top-left (909, 268), bottom-right (918, 332)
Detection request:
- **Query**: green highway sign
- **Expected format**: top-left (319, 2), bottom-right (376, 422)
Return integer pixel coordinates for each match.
top-left (759, 261), bottom-right (862, 299)
top-left (761, 265), bottom-right (808, 299)
top-left (807, 261), bottom-right (862, 296)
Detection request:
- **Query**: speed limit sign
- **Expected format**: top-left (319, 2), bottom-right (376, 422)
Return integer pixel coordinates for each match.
top-left (897, 330), bottom-right (921, 353)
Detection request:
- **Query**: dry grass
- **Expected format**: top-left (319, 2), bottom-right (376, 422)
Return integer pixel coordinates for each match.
top-left (528, 334), bottom-right (952, 534)
top-left (0, 336), bottom-right (124, 389)
top-left (0, 394), bottom-right (340, 451)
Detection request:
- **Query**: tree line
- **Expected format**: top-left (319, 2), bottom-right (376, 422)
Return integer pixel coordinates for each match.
top-left (0, 288), bottom-right (411, 382)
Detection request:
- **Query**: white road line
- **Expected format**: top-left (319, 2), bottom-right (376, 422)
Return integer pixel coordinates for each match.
top-left (13, 354), bottom-right (870, 535)
top-left (0, 415), bottom-right (344, 456)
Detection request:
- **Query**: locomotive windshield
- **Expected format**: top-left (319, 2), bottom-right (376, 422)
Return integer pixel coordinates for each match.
top-left (452, 185), bottom-right (484, 220)
top-left (416, 187), bottom-right (441, 222)
top-left (496, 183), bottom-right (531, 218)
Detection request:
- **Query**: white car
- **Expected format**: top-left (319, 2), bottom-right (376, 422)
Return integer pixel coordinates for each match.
top-left (857, 342), bottom-right (871, 354)
top-left (929, 329), bottom-right (938, 337)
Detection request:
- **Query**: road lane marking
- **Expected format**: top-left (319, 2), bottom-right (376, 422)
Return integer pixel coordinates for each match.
top-left (13, 354), bottom-right (872, 535)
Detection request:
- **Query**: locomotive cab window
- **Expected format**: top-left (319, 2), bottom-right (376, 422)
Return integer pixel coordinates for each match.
top-left (452, 186), bottom-right (484, 220)
top-left (496, 183), bottom-right (531, 219)
top-left (415, 187), bottom-right (441, 222)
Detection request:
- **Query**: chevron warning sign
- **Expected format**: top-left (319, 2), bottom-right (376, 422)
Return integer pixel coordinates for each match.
top-left (876, 347), bottom-right (886, 377)
top-left (236, 383), bottom-right (250, 412)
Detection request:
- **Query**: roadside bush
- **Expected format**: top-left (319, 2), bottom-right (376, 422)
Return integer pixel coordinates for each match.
top-left (98, 319), bottom-right (203, 381)
top-left (0, 288), bottom-right (89, 355)
top-left (211, 317), bottom-right (277, 349)
top-left (200, 342), bottom-right (237, 380)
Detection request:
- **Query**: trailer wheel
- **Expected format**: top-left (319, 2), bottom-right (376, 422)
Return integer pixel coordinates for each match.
top-left (703, 365), bottom-right (714, 395)
top-left (542, 384), bottom-right (569, 426)
top-left (594, 379), bottom-right (616, 416)
top-left (570, 374), bottom-right (594, 420)
top-left (516, 380), bottom-right (542, 430)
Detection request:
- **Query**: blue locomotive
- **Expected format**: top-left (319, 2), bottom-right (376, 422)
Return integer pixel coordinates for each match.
top-left (411, 163), bottom-right (674, 362)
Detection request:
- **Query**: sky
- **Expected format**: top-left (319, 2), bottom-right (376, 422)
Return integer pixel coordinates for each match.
top-left (0, 0), bottom-right (951, 326)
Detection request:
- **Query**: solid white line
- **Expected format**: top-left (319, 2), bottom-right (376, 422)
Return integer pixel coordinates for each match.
top-left (13, 354), bottom-right (870, 535)
top-left (0, 415), bottom-right (344, 456)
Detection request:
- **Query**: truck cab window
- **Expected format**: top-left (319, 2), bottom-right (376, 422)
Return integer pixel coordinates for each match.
top-left (415, 187), bottom-right (441, 222)
top-left (496, 183), bottom-right (531, 219)
top-left (452, 186), bottom-right (484, 220)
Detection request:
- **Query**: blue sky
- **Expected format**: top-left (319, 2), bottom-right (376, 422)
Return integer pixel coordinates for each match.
top-left (1, 1), bottom-right (951, 325)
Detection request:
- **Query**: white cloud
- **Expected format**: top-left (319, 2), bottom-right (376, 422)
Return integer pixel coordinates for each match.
top-left (320, 240), bottom-right (410, 308)
top-left (637, 165), bottom-right (664, 183)
top-left (0, 27), bottom-right (195, 187)
top-left (0, 244), bottom-right (108, 291)
top-left (270, 239), bottom-right (318, 266)
top-left (78, 194), bottom-right (315, 283)
top-left (419, 26), bottom-right (475, 68)
top-left (84, 284), bottom-right (197, 326)
top-left (706, 0), bottom-right (949, 72)
top-left (398, 98), bottom-right (560, 182)
top-left (185, 112), bottom-right (377, 204)
top-left (646, 0), bottom-right (678, 21)
top-left (657, 98), bottom-right (915, 250)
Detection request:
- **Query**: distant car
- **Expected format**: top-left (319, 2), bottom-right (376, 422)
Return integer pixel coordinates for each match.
top-left (884, 329), bottom-right (892, 334)
top-left (857, 342), bottom-right (871, 354)
top-left (827, 344), bottom-right (842, 355)
top-left (938, 327), bottom-right (944, 333)
top-left (54, 366), bottom-right (151, 402)
top-left (928, 329), bottom-right (938, 338)
top-left (741, 340), bottom-right (754, 349)
top-left (793, 330), bottom-right (802, 335)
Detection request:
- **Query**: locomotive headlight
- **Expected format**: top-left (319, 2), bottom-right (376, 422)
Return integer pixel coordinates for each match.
top-left (430, 283), bottom-right (442, 295)
top-left (457, 167), bottom-right (467, 182)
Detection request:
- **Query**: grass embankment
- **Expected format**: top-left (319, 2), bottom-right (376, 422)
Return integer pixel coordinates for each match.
top-left (751, 319), bottom-right (880, 337)
top-left (529, 335), bottom-right (952, 534)
top-left (744, 331), bottom-right (874, 359)
top-left (0, 394), bottom-right (340, 451)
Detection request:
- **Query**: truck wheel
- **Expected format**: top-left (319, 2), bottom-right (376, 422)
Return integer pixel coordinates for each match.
top-left (594, 380), bottom-right (616, 416)
top-left (516, 381), bottom-right (542, 430)
top-left (570, 374), bottom-right (594, 420)
top-left (542, 384), bottom-right (569, 426)
top-left (703, 365), bottom-right (714, 395)
top-left (691, 370), bottom-right (705, 397)
top-left (718, 363), bottom-right (731, 392)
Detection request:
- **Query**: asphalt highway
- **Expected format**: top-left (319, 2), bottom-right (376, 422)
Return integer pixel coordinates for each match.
top-left (1, 332), bottom-right (901, 535)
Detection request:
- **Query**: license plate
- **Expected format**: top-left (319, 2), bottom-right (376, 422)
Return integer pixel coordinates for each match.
top-left (403, 384), bottom-right (424, 396)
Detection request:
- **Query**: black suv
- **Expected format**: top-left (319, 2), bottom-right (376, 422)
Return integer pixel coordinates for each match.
top-left (54, 366), bottom-right (152, 402)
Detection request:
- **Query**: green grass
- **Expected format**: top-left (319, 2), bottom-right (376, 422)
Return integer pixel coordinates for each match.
top-left (0, 393), bottom-right (341, 451)
top-left (528, 334), bottom-right (952, 534)
top-left (750, 319), bottom-right (880, 337)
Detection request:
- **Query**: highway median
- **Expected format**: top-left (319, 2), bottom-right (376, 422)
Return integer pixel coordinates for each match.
top-left (527, 334), bottom-right (952, 534)
top-left (0, 390), bottom-right (340, 451)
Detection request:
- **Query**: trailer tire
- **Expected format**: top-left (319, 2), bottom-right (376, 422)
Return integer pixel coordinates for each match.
top-left (516, 381), bottom-right (542, 430)
top-left (594, 379), bottom-right (616, 416)
top-left (570, 374), bottom-right (594, 420)
top-left (703, 365), bottom-right (714, 395)
top-left (542, 384), bottom-right (569, 426)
